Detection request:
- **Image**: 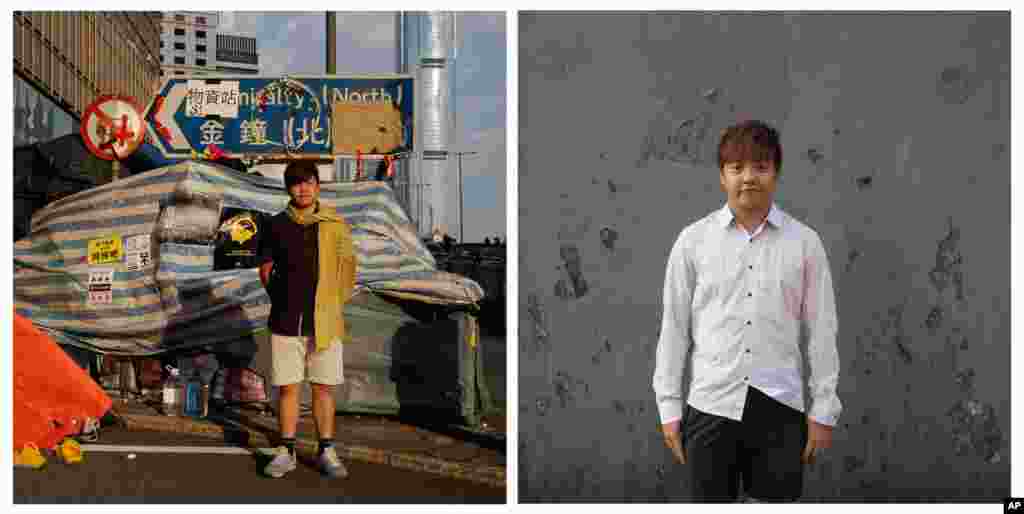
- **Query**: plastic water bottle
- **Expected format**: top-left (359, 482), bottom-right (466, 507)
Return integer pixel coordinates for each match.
top-left (183, 373), bottom-right (203, 417)
top-left (162, 366), bottom-right (183, 416)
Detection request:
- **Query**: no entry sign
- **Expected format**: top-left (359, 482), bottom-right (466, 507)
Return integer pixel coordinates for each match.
top-left (80, 95), bottom-right (146, 161)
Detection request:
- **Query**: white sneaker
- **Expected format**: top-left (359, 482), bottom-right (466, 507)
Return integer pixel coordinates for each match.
top-left (263, 446), bottom-right (297, 478)
top-left (317, 446), bottom-right (348, 479)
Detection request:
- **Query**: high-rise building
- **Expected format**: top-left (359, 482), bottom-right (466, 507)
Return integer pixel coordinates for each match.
top-left (13, 12), bottom-right (162, 240)
top-left (216, 33), bottom-right (259, 74)
top-left (13, 12), bottom-right (162, 145)
top-left (159, 13), bottom-right (260, 77)
top-left (159, 11), bottom-right (219, 77)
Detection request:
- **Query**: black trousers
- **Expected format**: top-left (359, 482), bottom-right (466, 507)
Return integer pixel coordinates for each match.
top-left (682, 386), bottom-right (808, 502)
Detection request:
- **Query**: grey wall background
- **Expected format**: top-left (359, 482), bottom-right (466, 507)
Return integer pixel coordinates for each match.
top-left (518, 12), bottom-right (1010, 502)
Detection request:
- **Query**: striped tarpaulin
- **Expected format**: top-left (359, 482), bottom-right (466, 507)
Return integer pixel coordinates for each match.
top-left (13, 160), bottom-right (483, 355)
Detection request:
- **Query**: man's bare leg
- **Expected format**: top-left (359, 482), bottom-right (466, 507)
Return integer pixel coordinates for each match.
top-left (278, 383), bottom-right (301, 439)
top-left (311, 383), bottom-right (335, 439)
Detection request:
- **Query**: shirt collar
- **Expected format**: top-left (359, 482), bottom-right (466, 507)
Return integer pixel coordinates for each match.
top-left (719, 202), bottom-right (784, 231)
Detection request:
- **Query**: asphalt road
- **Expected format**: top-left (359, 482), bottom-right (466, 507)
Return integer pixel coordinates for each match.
top-left (14, 429), bottom-right (504, 504)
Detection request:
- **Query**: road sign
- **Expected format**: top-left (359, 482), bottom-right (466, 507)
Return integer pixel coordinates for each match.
top-left (143, 75), bottom-right (414, 161)
top-left (81, 96), bottom-right (146, 161)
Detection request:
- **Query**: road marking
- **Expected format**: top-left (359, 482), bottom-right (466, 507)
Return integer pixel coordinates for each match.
top-left (81, 444), bottom-right (254, 456)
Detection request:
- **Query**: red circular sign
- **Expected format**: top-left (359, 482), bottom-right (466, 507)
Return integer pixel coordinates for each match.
top-left (80, 95), bottom-right (145, 161)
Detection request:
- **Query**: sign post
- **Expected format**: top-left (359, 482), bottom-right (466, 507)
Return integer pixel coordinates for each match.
top-left (143, 75), bottom-right (414, 165)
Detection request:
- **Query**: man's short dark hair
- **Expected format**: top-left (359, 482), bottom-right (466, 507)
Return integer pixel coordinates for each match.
top-left (718, 120), bottom-right (783, 174)
top-left (283, 161), bottom-right (321, 188)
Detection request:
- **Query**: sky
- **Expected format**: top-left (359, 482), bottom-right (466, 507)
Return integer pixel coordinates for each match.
top-left (217, 11), bottom-right (506, 243)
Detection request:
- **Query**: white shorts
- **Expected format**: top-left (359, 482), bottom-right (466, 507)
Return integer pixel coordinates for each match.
top-left (270, 333), bottom-right (344, 386)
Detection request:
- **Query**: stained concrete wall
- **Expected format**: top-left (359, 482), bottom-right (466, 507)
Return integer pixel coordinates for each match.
top-left (518, 12), bottom-right (1010, 501)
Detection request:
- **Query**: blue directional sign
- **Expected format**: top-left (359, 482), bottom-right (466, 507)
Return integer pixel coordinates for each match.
top-left (143, 74), bottom-right (414, 160)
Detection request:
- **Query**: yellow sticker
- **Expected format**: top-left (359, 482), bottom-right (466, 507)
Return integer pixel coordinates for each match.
top-left (219, 213), bottom-right (258, 245)
top-left (87, 236), bottom-right (123, 265)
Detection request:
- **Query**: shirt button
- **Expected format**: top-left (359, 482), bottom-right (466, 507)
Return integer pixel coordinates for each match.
top-left (746, 321), bottom-right (752, 326)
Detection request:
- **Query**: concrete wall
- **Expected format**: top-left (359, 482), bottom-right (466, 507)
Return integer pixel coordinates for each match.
top-left (518, 12), bottom-right (1010, 501)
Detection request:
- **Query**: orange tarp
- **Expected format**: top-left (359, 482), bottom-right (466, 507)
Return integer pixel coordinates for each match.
top-left (13, 312), bottom-right (112, 450)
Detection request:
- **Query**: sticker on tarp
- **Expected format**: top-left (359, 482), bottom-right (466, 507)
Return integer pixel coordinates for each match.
top-left (214, 209), bottom-right (264, 270)
top-left (125, 251), bottom-right (152, 272)
top-left (88, 269), bottom-right (114, 305)
top-left (219, 212), bottom-right (258, 244)
top-left (124, 234), bottom-right (151, 252)
top-left (124, 234), bottom-right (152, 272)
top-left (87, 236), bottom-right (123, 265)
top-left (186, 80), bottom-right (240, 119)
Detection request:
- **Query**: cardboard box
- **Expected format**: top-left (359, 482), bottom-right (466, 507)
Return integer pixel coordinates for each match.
top-left (331, 101), bottom-right (404, 155)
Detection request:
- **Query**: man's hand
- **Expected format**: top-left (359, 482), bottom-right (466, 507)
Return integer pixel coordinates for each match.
top-left (802, 416), bottom-right (834, 465)
top-left (661, 420), bottom-right (687, 464)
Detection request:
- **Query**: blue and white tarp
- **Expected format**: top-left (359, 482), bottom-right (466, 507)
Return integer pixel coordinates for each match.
top-left (14, 160), bottom-right (483, 355)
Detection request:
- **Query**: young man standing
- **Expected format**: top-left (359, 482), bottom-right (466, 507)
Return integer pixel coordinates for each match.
top-left (653, 120), bottom-right (841, 502)
top-left (257, 161), bottom-right (358, 479)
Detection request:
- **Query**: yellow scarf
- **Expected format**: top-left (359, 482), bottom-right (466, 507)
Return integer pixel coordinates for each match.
top-left (285, 200), bottom-right (357, 352)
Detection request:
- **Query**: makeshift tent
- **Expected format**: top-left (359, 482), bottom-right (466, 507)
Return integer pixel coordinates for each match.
top-left (13, 135), bottom-right (249, 242)
top-left (14, 160), bottom-right (492, 426)
top-left (14, 311), bottom-right (112, 451)
top-left (14, 160), bottom-right (483, 354)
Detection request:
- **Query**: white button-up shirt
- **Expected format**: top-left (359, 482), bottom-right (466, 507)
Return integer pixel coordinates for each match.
top-left (653, 203), bottom-right (841, 427)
